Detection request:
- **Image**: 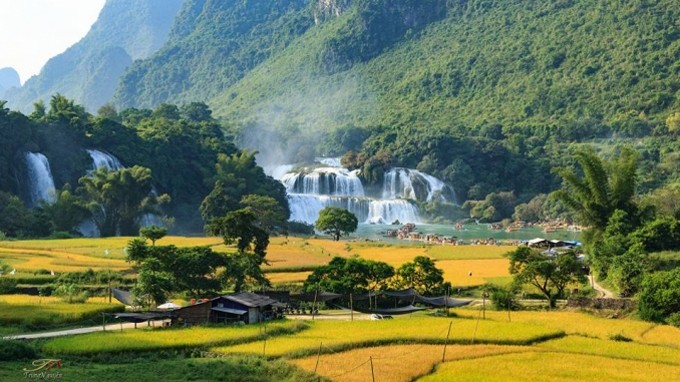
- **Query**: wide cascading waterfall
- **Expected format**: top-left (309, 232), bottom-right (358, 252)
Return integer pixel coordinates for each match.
top-left (24, 152), bottom-right (57, 207)
top-left (282, 167), bottom-right (364, 196)
top-left (279, 158), bottom-right (444, 225)
top-left (87, 149), bottom-right (123, 171)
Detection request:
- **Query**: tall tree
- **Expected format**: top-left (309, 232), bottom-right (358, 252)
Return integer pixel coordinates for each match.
top-left (206, 207), bottom-right (270, 291)
top-left (508, 246), bottom-right (586, 308)
top-left (79, 166), bottom-right (169, 236)
top-left (553, 146), bottom-right (639, 243)
top-left (315, 207), bottom-right (358, 241)
top-left (394, 256), bottom-right (449, 295)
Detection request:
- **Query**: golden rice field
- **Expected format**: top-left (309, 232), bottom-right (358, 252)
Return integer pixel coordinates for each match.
top-left (43, 320), bottom-right (307, 354)
top-left (437, 258), bottom-right (511, 286)
top-left (537, 336), bottom-right (680, 366)
top-left (212, 316), bottom-right (563, 358)
top-left (292, 344), bottom-right (533, 382)
top-left (0, 236), bottom-right (223, 273)
top-left (451, 309), bottom-right (669, 344)
top-left (419, 352), bottom-right (680, 382)
top-left (0, 236), bottom-right (515, 285)
top-left (426, 245), bottom-right (514, 260)
top-left (266, 271), bottom-right (313, 284)
top-left (0, 294), bottom-right (123, 326)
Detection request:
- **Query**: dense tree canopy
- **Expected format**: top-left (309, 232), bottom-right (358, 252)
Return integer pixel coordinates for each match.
top-left (508, 246), bottom-right (587, 308)
top-left (315, 207), bottom-right (358, 241)
top-left (79, 166), bottom-right (170, 236)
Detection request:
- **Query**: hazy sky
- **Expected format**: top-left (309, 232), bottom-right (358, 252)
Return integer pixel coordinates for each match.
top-left (0, 0), bottom-right (105, 84)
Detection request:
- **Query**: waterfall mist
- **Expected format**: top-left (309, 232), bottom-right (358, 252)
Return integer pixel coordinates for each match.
top-left (24, 152), bottom-right (57, 207)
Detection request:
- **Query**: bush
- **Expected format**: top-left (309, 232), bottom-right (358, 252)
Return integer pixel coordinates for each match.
top-left (638, 268), bottom-right (680, 322)
top-left (287, 221), bottom-right (315, 235)
top-left (53, 283), bottom-right (89, 304)
top-left (668, 312), bottom-right (680, 328)
top-left (487, 284), bottom-right (521, 311)
top-left (0, 278), bottom-right (18, 294)
top-left (0, 340), bottom-right (37, 361)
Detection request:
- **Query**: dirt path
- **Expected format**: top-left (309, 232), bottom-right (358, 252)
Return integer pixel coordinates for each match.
top-left (589, 274), bottom-right (615, 298)
top-left (2, 319), bottom-right (171, 340)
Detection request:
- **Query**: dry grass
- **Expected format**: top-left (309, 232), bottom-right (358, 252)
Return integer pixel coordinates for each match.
top-left (212, 316), bottom-right (562, 358)
top-left (426, 245), bottom-right (515, 260)
top-left (436, 259), bottom-right (510, 286)
top-left (291, 344), bottom-right (533, 382)
top-left (420, 352), bottom-right (680, 382)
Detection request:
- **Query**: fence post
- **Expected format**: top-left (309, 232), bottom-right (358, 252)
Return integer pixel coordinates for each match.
top-left (350, 293), bottom-right (354, 321)
top-left (314, 342), bottom-right (322, 373)
top-left (442, 321), bottom-right (452, 362)
top-left (370, 356), bottom-right (375, 382)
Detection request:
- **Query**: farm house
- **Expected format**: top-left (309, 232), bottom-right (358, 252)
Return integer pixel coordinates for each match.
top-left (172, 292), bottom-right (280, 325)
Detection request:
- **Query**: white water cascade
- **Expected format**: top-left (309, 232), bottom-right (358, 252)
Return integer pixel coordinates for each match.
top-left (276, 158), bottom-right (453, 225)
top-left (382, 168), bottom-right (451, 202)
top-left (87, 149), bottom-right (123, 171)
top-left (24, 152), bottom-right (57, 207)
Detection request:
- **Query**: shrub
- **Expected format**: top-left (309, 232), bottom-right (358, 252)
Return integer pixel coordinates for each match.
top-left (53, 283), bottom-right (89, 304)
top-left (0, 340), bottom-right (37, 361)
top-left (609, 333), bottom-right (632, 342)
top-left (287, 221), bottom-right (315, 235)
top-left (487, 284), bottom-right (521, 311)
top-left (638, 268), bottom-right (680, 322)
top-left (0, 278), bottom-right (18, 294)
top-left (668, 312), bottom-right (680, 328)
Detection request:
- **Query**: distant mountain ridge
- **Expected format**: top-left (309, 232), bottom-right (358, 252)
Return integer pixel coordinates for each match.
top-left (4, 0), bottom-right (183, 113)
top-left (0, 67), bottom-right (20, 98)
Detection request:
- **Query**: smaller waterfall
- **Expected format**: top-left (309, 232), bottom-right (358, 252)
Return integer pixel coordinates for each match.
top-left (25, 152), bottom-right (56, 206)
top-left (367, 200), bottom-right (420, 225)
top-left (382, 168), bottom-right (451, 202)
top-left (87, 149), bottom-right (123, 171)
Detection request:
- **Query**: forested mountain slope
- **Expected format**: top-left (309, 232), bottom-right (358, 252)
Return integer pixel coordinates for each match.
top-left (4, 0), bottom-right (183, 113)
top-left (113, 0), bottom-right (314, 109)
top-left (212, 0), bottom-right (680, 137)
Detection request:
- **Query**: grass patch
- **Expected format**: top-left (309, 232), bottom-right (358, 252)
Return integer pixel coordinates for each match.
top-left (42, 320), bottom-right (309, 355)
top-left (0, 356), bottom-right (324, 382)
top-left (213, 316), bottom-right (563, 358)
top-left (267, 271), bottom-right (312, 284)
top-left (419, 352), bottom-right (680, 382)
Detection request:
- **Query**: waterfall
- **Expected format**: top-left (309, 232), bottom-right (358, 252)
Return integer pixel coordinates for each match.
top-left (282, 167), bottom-right (364, 196)
top-left (367, 200), bottom-right (420, 225)
top-left (383, 168), bottom-right (452, 202)
top-left (281, 158), bottom-right (454, 225)
top-left (24, 152), bottom-right (56, 206)
top-left (87, 149), bottom-right (123, 171)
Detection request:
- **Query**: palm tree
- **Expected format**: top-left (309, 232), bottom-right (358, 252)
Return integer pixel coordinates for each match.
top-left (553, 146), bottom-right (638, 236)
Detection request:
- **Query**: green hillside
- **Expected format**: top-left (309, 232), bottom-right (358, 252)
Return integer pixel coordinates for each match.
top-left (4, 0), bottom-right (183, 113)
top-left (212, 0), bottom-right (679, 134)
top-left (113, 0), bottom-right (314, 109)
